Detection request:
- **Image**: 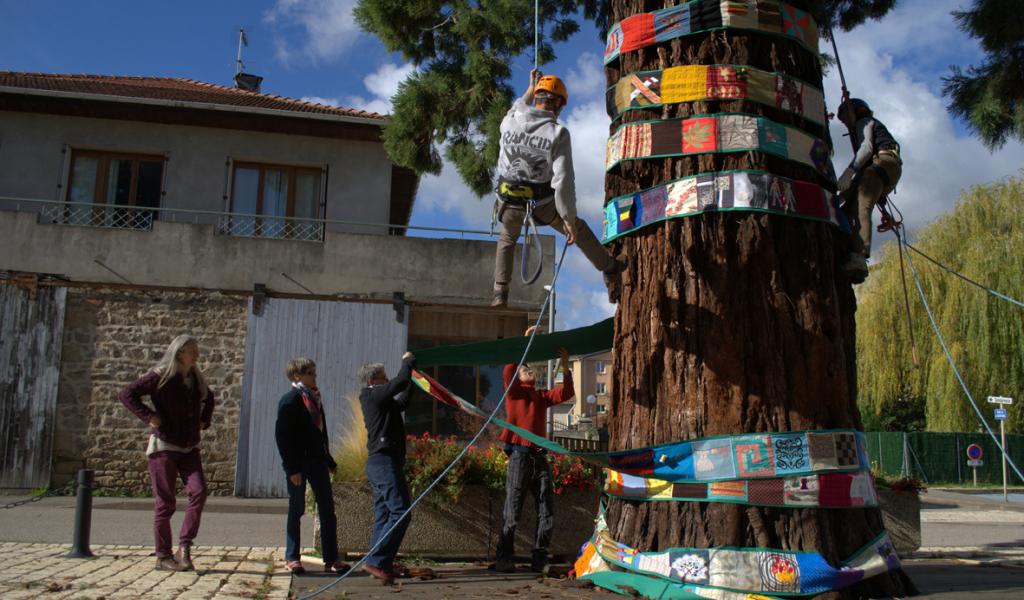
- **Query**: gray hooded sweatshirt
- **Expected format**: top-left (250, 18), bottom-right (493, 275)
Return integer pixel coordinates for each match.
top-left (496, 91), bottom-right (577, 223)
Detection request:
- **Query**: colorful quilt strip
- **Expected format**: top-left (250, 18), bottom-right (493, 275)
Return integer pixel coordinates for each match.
top-left (604, 0), bottom-right (820, 65)
top-left (576, 510), bottom-right (900, 597)
top-left (607, 65), bottom-right (826, 126)
top-left (411, 369), bottom-right (870, 484)
top-left (600, 171), bottom-right (846, 244)
top-left (605, 113), bottom-right (833, 179)
top-left (605, 469), bottom-right (879, 508)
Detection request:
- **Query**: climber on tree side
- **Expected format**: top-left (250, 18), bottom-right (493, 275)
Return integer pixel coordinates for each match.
top-left (491, 69), bottom-right (623, 308)
top-left (836, 97), bottom-right (903, 284)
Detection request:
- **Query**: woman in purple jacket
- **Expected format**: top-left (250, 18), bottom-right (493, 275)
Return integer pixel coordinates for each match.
top-left (119, 335), bottom-right (215, 572)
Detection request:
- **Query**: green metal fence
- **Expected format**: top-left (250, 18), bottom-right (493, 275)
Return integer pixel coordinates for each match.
top-left (865, 431), bottom-right (1024, 485)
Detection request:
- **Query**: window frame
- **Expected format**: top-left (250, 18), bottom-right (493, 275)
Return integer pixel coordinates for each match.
top-left (63, 148), bottom-right (166, 228)
top-left (595, 382), bottom-right (607, 395)
top-left (66, 149), bottom-right (165, 205)
top-left (595, 360), bottom-right (606, 374)
top-left (229, 161), bottom-right (324, 220)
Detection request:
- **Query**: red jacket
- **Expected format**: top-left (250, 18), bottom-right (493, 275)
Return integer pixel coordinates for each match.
top-left (500, 363), bottom-right (574, 448)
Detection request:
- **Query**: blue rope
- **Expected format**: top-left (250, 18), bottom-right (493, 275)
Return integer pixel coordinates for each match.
top-left (902, 238), bottom-right (1024, 483)
top-left (905, 242), bottom-right (1024, 310)
top-left (299, 242), bottom-right (569, 599)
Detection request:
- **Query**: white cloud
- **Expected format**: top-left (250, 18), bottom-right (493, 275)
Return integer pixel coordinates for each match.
top-left (824, 1), bottom-right (1024, 253)
top-left (264, 0), bottom-right (360, 65)
top-left (302, 62), bottom-right (416, 115)
top-left (566, 52), bottom-right (605, 101)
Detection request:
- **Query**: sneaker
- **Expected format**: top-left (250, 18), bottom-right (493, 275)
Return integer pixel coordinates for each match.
top-left (842, 252), bottom-right (869, 283)
top-left (324, 560), bottom-right (351, 574)
top-left (285, 560), bottom-right (306, 575)
top-left (602, 259), bottom-right (626, 304)
top-left (490, 289), bottom-right (509, 308)
top-left (494, 558), bottom-right (516, 573)
top-left (389, 562), bottom-right (411, 578)
top-left (174, 545), bottom-right (195, 571)
top-left (155, 556), bottom-right (186, 572)
top-left (362, 563), bottom-right (395, 585)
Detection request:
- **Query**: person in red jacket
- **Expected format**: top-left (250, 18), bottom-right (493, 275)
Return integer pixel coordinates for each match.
top-left (494, 330), bottom-right (574, 574)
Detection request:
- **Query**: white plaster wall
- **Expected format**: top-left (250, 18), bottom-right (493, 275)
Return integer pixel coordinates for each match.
top-left (0, 110), bottom-right (391, 231)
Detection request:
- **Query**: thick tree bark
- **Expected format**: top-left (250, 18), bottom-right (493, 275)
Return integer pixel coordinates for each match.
top-left (604, 1), bottom-right (914, 597)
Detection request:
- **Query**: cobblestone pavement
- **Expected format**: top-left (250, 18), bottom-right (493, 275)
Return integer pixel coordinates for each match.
top-left (0, 542), bottom-right (290, 600)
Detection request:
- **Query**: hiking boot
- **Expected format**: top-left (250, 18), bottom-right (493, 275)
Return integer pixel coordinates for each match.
top-left (494, 558), bottom-right (516, 573)
top-left (602, 259), bottom-right (626, 303)
top-left (490, 288), bottom-right (509, 308)
top-left (174, 545), bottom-right (195, 571)
top-left (530, 550), bottom-right (549, 574)
top-left (155, 555), bottom-right (186, 572)
top-left (362, 563), bottom-right (395, 585)
top-left (389, 562), bottom-right (411, 578)
top-left (842, 252), bottom-right (869, 283)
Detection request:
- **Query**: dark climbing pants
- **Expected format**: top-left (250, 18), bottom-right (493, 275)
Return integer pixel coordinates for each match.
top-left (843, 152), bottom-right (902, 258)
top-left (496, 449), bottom-right (554, 561)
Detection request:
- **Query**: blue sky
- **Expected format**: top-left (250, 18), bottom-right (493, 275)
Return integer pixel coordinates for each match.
top-left (4, 0), bottom-right (1022, 329)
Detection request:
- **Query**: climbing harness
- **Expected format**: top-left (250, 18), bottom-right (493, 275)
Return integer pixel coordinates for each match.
top-left (298, 243), bottom-right (568, 599)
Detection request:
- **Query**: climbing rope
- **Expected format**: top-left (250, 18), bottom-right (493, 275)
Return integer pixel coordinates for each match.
top-left (520, 201), bottom-right (545, 285)
top-left (903, 239), bottom-right (1024, 484)
top-left (904, 242), bottom-right (1024, 310)
top-left (299, 243), bottom-right (568, 600)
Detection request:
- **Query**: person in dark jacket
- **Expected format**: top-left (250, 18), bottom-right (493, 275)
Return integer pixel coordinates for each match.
top-left (836, 97), bottom-right (903, 283)
top-left (274, 357), bottom-right (349, 575)
top-left (357, 351), bottom-right (416, 584)
top-left (119, 334), bottom-right (214, 572)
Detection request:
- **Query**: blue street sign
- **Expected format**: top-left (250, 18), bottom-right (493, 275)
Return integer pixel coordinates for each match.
top-left (995, 408), bottom-right (1008, 420)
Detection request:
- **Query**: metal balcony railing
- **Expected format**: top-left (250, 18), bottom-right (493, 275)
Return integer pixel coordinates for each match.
top-left (1, 197), bottom-right (499, 242)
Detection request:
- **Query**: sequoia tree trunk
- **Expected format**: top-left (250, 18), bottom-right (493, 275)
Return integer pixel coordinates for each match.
top-left (604, 1), bottom-right (914, 598)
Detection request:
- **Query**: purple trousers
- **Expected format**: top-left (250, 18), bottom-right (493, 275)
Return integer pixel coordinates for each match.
top-left (147, 448), bottom-right (208, 557)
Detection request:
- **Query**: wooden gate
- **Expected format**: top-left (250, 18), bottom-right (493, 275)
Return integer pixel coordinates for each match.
top-left (234, 297), bottom-right (408, 497)
top-left (0, 284), bottom-right (66, 488)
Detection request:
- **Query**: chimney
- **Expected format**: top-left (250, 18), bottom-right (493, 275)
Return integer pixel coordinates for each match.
top-left (234, 72), bottom-right (263, 93)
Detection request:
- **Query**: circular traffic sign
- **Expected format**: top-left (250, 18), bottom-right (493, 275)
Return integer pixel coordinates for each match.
top-left (966, 444), bottom-right (983, 460)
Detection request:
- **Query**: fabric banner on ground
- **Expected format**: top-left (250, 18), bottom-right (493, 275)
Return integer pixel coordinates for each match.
top-left (607, 65), bottom-right (826, 126)
top-left (600, 170), bottom-right (844, 244)
top-left (605, 114), bottom-right (833, 180)
top-left (605, 469), bottom-right (879, 508)
top-left (411, 369), bottom-right (870, 484)
top-left (576, 510), bottom-right (900, 598)
top-left (412, 318), bottom-right (613, 368)
top-left (605, 0), bottom-right (820, 65)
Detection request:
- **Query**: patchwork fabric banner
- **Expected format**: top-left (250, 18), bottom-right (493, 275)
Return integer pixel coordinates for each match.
top-left (607, 65), bottom-right (826, 126)
top-left (605, 0), bottom-right (820, 65)
top-left (605, 113), bottom-right (833, 180)
top-left (576, 510), bottom-right (901, 597)
top-left (605, 469), bottom-right (880, 508)
top-left (412, 369), bottom-right (870, 484)
top-left (600, 170), bottom-right (846, 244)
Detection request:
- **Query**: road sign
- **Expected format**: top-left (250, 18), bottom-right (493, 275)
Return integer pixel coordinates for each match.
top-left (995, 408), bottom-right (1008, 420)
top-left (988, 396), bottom-right (1014, 405)
top-left (966, 444), bottom-right (983, 460)
top-left (967, 459), bottom-right (984, 467)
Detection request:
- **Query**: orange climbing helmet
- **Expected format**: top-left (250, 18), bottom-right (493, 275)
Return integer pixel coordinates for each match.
top-left (535, 75), bottom-right (568, 105)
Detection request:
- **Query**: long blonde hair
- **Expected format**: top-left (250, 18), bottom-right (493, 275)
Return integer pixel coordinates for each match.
top-left (153, 334), bottom-right (209, 399)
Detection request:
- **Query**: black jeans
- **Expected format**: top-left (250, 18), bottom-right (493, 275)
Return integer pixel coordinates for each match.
top-left (285, 458), bottom-right (337, 563)
top-left (496, 448), bottom-right (554, 561)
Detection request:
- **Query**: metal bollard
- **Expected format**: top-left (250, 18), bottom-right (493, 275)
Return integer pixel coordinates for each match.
top-left (66, 469), bottom-right (95, 558)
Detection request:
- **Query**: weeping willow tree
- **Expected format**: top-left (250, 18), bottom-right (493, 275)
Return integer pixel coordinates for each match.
top-left (857, 176), bottom-right (1024, 434)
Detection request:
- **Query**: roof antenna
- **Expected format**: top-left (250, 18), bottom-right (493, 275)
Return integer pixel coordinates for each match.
top-left (234, 27), bottom-right (263, 93)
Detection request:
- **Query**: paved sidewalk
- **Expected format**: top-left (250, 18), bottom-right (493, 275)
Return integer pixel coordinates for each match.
top-left (0, 542), bottom-right (290, 600)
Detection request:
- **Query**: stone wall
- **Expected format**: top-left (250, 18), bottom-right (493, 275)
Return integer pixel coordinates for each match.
top-left (53, 287), bottom-right (248, 495)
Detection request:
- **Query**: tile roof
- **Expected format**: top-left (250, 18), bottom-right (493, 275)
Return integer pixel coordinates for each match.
top-left (0, 72), bottom-right (385, 121)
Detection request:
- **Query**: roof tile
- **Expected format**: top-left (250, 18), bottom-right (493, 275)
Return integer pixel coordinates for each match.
top-left (0, 72), bottom-right (386, 120)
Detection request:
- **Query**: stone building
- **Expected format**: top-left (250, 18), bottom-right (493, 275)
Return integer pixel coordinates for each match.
top-left (0, 72), bottom-right (551, 497)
